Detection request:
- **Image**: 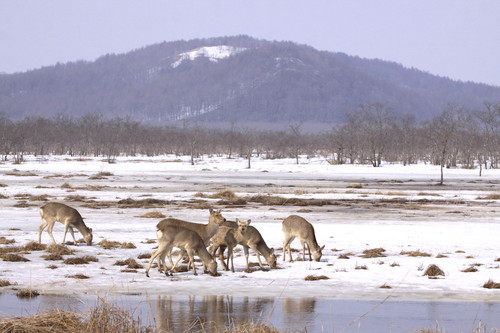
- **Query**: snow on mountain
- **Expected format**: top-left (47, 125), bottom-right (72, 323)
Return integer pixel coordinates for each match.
top-left (171, 45), bottom-right (247, 68)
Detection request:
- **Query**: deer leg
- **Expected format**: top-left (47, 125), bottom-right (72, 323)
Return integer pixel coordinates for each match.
top-left (217, 245), bottom-right (229, 271)
top-left (186, 249), bottom-right (197, 276)
top-left (47, 220), bottom-right (58, 244)
top-left (146, 244), bottom-right (168, 277)
top-left (250, 245), bottom-right (264, 268)
top-left (283, 236), bottom-right (294, 262)
top-left (38, 220), bottom-right (49, 244)
top-left (67, 225), bottom-right (77, 244)
top-left (227, 245), bottom-right (235, 273)
top-left (305, 242), bottom-right (312, 261)
top-left (243, 245), bottom-right (250, 270)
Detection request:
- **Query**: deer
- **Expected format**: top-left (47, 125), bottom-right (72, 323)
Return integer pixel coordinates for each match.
top-left (214, 219), bottom-right (277, 270)
top-left (155, 208), bottom-right (225, 270)
top-left (38, 202), bottom-right (93, 245)
top-left (146, 225), bottom-right (217, 277)
top-left (209, 220), bottom-right (250, 272)
top-left (282, 215), bottom-right (325, 262)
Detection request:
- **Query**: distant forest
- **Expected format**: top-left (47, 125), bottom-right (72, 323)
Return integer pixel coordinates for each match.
top-left (1, 36), bottom-right (500, 126)
top-left (2, 102), bottom-right (499, 179)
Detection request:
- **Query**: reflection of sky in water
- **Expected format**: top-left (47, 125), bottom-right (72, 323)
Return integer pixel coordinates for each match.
top-left (1, 294), bottom-right (499, 332)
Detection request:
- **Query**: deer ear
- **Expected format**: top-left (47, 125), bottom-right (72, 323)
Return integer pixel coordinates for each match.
top-left (320, 245), bottom-right (325, 251)
top-left (270, 248), bottom-right (275, 254)
top-left (209, 208), bottom-right (214, 214)
top-left (235, 218), bottom-right (240, 223)
top-left (247, 219), bottom-right (251, 225)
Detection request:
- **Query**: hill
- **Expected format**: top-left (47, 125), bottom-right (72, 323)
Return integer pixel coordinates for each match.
top-left (1, 35), bottom-right (499, 128)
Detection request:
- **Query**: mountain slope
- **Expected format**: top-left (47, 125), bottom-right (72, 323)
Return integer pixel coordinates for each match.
top-left (1, 35), bottom-right (499, 127)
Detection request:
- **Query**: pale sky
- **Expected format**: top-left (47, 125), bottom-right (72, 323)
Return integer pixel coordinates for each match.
top-left (1, 0), bottom-right (499, 86)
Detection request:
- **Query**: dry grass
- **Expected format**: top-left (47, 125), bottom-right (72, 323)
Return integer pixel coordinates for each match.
top-left (0, 194), bottom-right (8, 199)
top-left (117, 198), bottom-right (170, 209)
top-left (137, 253), bottom-right (152, 260)
top-left (347, 183), bottom-right (363, 189)
top-left (114, 258), bottom-right (143, 269)
top-left (65, 195), bottom-right (89, 202)
top-left (46, 244), bottom-right (75, 255)
top-left (304, 275), bottom-right (329, 281)
top-left (461, 266), bottom-right (478, 273)
top-left (0, 236), bottom-right (16, 245)
top-left (64, 257), bottom-right (90, 265)
top-left (42, 253), bottom-right (64, 261)
top-left (138, 211), bottom-right (166, 218)
top-left (355, 264), bottom-right (368, 270)
top-left (121, 242), bottom-right (137, 249)
top-left (1, 253), bottom-right (30, 262)
top-left (0, 183), bottom-right (8, 187)
top-left (66, 274), bottom-right (90, 279)
top-left (359, 247), bottom-right (386, 258)
top-left (0, 279), bottom-right (12, 287)
top-left (401, 250), bottom-right (431, 257)
top-left (23, 241), bottom-right (47, 251)
top-left (477, 193), bottom-right (500, 200)
top-left (98, 239), bottom-right (121, 249)
top-left (16, 289), bottom-right (40, 298)
top-left (379, 284), bottom-right (392, 289)
top-left (435, 254), bottom-right (448, 258)
top-left (423, 264), bottom-right (445, 277)
top-left (483, 279), bottom-right (500, 289)
top-left (0, 299), bottom-right (150, 333)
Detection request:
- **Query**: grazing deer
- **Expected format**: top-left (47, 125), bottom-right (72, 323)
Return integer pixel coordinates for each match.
top-left (146, 225), bottom-right (217, 277)
top-left (216, 219), bottom-right (277, 270)
top-left (209, 220), bottom-right (250, 272)
top-left (156, 208), bottom-right (225, 269)
top-left (282, 215), bottom-right (325, 262)
top-left (38, 202), bottom-right (93, 245)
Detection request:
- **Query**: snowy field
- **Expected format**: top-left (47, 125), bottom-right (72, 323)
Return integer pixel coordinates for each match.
top-left (0, 155), bottom-right (499, 302)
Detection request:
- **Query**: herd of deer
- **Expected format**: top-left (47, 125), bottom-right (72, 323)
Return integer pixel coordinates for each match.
top-left (38, 202), bottom-right (325, 277)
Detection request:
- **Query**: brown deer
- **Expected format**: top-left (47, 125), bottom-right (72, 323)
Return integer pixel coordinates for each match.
top-left (38, 202), bottom-right (93, 245)
top-left (209, 220), bottom-right (250, 272)
top-left (214, 219), bottom-right (277, 270)
top-left (156, 208), bottom-right (225, 270)
top-left (146, 225), bottom-right (217, 277)
top-left (282, 215), bottom-right (324, 262)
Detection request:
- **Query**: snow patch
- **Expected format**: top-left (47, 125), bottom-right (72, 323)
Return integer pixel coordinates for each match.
top-left (171, 45), bottom-right (246, 68)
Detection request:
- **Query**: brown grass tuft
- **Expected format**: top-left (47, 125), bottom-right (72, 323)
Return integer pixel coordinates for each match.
top-left (67, 274), bottom-right (90, 279)
top-left (347, 183), bottom-right (363, 189)
top-left (16, 289), bottom-right (40, 298)
top-left (114, 258), bottom-right (143, 269)
top-left (0, 236), bottom-right (15, 245)
top-left (401, 250), bottom-right (431, 257)
top-left (477, 193), bottom-right (500, 200)
top-left (46, 244), bottom-right (75, 256)
top-left (0, 279), bottom-right (12, 287)
top-left (423, 264), bottom-right (445, 277)
top-left (42, 253), bottom-right (64, 261)
top-left (1, 253), bottom-right (30, 262)
top-left (304, 275), bottom-right (329, 281)
top-left (63, 257), bottom-right (89, 265)
top-left (138, 211), bottom-right (166, 218)
top-left (461, 266), bottom-right (478, 273)
top-left (380, 284), bottom-right (392, 289)
top-left (23, 241), bottom-right (47, 251)
top-left (483, 279), bottom-right (500, 289)
top-left (98, 239), bottom-right (121, 249)
top-left (137, 253), bottom-right (152, 260)
top-left (81, 255), bottom-right (99, 262)
top-left (121, 242), bottom-right (136, 249)
top-left (360, 247), bottom-right (386, 258)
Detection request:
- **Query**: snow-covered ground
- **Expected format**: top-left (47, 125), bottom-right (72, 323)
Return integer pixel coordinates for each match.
top-left (0, 155), bottom-right (499, 302)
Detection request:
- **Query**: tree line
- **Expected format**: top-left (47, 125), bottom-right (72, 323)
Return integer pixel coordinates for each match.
top-left (1, 101), bottom-right (499, 178)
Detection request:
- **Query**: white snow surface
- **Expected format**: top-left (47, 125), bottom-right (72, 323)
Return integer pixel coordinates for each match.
top-left (171, 45), bottom-right (246, 68)
top-left (0, 155), bottom-right (499, 302)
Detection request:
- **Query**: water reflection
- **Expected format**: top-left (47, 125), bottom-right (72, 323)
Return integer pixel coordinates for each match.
top-left (0, 293), bottom-right (499, 332)
top-left (154, 295), bottom-right (275, 332)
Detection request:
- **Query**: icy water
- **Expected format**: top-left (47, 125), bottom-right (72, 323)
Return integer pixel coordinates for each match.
top-left (1, 293), bottom-right (499, 332)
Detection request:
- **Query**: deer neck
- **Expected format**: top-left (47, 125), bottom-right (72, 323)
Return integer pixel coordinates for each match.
top-left (197, 245), bottom-right (214, 265)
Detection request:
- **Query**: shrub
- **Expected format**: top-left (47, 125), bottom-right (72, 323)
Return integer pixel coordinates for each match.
top-left (483, 279), bottom-right (500, 289)
top-left (16, 289), bottom-right (39, 298)
top-left (1, 253), bottom-right (30, 262)
top-left (360, 248), bottom-right (386, 258)
top-left (305, 275), bottom-right (329, 281)
top-left (46, 244), bottom-right (75, 255)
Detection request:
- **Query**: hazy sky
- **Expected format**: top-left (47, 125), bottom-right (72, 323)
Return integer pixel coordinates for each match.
top-left (1, 1), bottom-right (499, 86)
